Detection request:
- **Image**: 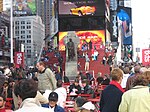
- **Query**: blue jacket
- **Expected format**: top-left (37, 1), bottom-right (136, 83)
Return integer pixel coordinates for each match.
top-left (100, 84), bottom-right (123, 112)
top-left (42, 104), bottom-right (65, 112)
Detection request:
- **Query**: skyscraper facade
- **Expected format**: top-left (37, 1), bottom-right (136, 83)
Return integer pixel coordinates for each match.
top-left (14, 16), bottom-right (45, 66)
top-left (44, 0), bottom-right (53, 37)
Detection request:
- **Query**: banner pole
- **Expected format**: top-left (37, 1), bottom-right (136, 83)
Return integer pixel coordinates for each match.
top-left (10, 0), bottom-right (13, 63)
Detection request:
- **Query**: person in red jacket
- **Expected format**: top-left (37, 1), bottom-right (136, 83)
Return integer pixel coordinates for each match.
top-left (0, 94), bottom-right (12, 112)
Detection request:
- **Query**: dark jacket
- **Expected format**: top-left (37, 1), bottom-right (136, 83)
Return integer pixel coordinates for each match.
top-left (42, 104), bottom-right (65, 112)
top-left (81, 85), bottom-right (95, 98)
top-left (100, 84), bottom-right (123, 112)
top-left (69, 83), bottom-right (81, 94)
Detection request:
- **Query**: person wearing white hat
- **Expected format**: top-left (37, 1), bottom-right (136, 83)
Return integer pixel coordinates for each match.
top-left (74, 97), bottom-right (95, 112)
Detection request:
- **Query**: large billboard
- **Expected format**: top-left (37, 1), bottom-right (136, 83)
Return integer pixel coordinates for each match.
top-left (59, 0), bottom-right (105, 17)
top-left (59, 30), bottom-right (105, 51)
top-left (59, 16), bottom-right (105, 31)
top-left (117, 6), bottom-right (132, 45)
top-left (13, 0), bottom-right (36, 16)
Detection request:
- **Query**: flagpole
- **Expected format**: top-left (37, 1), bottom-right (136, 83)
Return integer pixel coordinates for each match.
top-left (10, 0), bottom-right (13, 63)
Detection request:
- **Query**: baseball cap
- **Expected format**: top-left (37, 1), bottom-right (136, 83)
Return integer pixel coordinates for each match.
top-left (48, 92), bottom-right (58, 101)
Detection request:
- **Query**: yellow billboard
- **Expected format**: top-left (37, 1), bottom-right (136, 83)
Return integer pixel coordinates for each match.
top-left (0, 0), bottom-right (3, 12)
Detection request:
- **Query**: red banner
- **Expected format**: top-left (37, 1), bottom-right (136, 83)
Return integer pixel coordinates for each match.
top-left (15, 52), bottom-right (24, 68)
top-left (142, 49), bottom-right (150, 66)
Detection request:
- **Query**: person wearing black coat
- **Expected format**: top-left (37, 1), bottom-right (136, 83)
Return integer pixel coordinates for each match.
top-left (81, 79), bottom-right (95, 98)
top-left (100, 68), bottom-right (124, 112)
top-left (69, 78), bottom-right (81, 94)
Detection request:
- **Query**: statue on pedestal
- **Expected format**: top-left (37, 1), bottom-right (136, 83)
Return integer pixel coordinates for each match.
top-left (66, 38), bottom-right (75, 61)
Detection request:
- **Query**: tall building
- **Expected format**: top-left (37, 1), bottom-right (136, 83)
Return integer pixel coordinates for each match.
top-left (37, 0), bottom-right (44, 23)
top-left (0, 0), bottom-right (3, 12)
top-left (0, 12), bottom-right (10, 65)
top-left (44, 0), bottom-right (53, 37)
top-left (13, 15), bottom-right (45, 66)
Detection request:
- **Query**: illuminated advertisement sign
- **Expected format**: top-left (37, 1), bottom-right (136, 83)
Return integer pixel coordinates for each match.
top-left (59, 16), bottom-right (105, 31)
top-left (13, 0), bottom-right (36, 16)
top-left (117, 7), bottom-right (132, 45)
top-left (59, 30), bottom-right (105, 51)
top-left (59, 0), bottom-right (105, 16)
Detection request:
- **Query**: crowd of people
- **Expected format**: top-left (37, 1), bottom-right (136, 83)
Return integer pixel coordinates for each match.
top-left (0, 50), bottom-right (150, 112)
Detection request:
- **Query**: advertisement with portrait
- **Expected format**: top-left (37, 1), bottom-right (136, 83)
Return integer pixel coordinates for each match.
top-left (59, 16), bottom-right (105, 31)
top-left (59, 30), bottom-right (105, 51)
top-left (13, 0), bottom-right (36, 16)
top-left (58, 0), bottom-right (105, 17)
top-left (142, 49), bottom-right (150, 66)
top-left (117, 6), bottom-right (132, 45)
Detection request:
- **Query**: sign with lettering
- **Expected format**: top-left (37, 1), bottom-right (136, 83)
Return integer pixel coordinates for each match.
top-left (142, 49), bottom-right (150, 66)
top-left (15, 52), bottom-right (24, 68)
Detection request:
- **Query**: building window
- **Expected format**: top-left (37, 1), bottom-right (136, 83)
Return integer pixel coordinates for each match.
top-left (27, 21), bottom-right (31, 24)
top-left (21, 40), bottom-right (25, 43)
top-left (27, 50), bottom-right (31, 53)
top-left (21, 35), bottom-right (25, 39)
top-left (27, 35), bottom-right (31, 38)
top-left (21, 31), bottom-right (25, 34)
top-left (21, 26), bottom-right (25, 29)
top-left (27, 40), bottom-right (31, 43)
top-left (15, 21), bottom-right (19, 25)
top-left (27, 46), bottom-right (31, 48)
top-left (15, 26), bottom-right (19, 29)
top-left (27, 25), bottom-right (31, 29)
top-left (28, 30), bottom-right (31, 34)
top-left (21, 21), bottom-right (25, 24)
top-left (15, 31), bottom-right (18, 35)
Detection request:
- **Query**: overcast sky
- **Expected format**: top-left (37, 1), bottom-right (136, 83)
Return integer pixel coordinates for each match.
top-left (132, 0), bottom-right (150, 43)
top-left (131, 0), bottom-right (150, 60)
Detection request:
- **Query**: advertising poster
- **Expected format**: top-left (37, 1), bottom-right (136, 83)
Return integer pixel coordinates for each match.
top-left (13, 0), bottom-right (36, 16)
top-left (59, 30), bottom-right (105, 51)
top-left (0, 0), bottom-right (3, 12)
top-left (59, 0), bottom-right (105, 17)
top-left (59, 16), bottom-right (105, 31)
top-left (15, 52), bottom-right (24, 68)
top-left (142, 49), bottom-right (150, 66)
top-left (117, 7), bottom-right (132, 45)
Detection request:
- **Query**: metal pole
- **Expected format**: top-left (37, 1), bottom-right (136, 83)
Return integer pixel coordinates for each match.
top-left (10, 0), bottom-right (13, 63)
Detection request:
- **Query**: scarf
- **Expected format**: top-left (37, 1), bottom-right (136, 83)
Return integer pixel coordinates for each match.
top-left (0, 108), bottom-right (6, 112)
top-left (110, 81), bottom-right (125, 93)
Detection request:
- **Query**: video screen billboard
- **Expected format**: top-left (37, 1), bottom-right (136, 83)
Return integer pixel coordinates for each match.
top-left (59, 30), bottom-right (105, 51)
top-left (59, 16), bottom-right (105, 31)
top-left (13, 0), bottom-right (36, 16)
top-left (59, 0), bottom-right (105, 17)
top-left (117, 6), bottom-right (132, 45)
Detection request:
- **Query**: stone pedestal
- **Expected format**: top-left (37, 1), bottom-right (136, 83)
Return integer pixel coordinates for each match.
top-left (65, 61), bottom-right (78, 80)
